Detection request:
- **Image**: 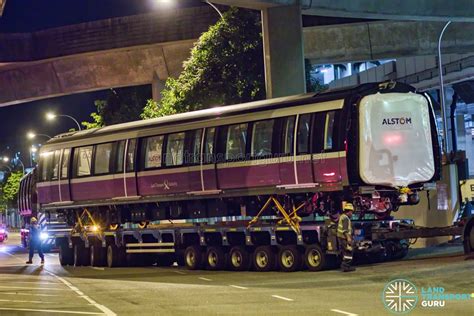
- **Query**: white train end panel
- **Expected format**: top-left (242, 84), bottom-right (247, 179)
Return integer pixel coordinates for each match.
top-left (359, 92), bottom-right (435, 187)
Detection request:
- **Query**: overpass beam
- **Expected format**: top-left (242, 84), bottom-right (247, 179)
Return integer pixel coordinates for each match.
top-left (261, 4), bottom-right (306, 98)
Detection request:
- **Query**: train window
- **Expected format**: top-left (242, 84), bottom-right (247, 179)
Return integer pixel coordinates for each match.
top-left (40, 152), bottom-right (53, 181)
top-left (282, 116), bottom-right (296, 155)
top-left (297, 114), bottom-right (312, 154)
top-left (226, 123), bottom-right (248, 160)
top-left (144, 135), bottom-right (164, 169)
top-left (251, 119), bottom-right (274, 157)
top-left (116, 141), bottom-right (126, 173)
top-left (75, 146), bottom-right (93, 177)
top-left (191, 129), bottom-right (203, 164)
top-left (126, 139), bottom-right (137, 172)
top-left (61, 149), bottom-right (70, 179)
top-left (324, 111), bottom-right (336, 150)
top-left (94, 143), bottom-right (113, 175)
top-left (51, 150), bottom-right (61, 180)
top-left (204, 127), bottom-right (215, 164)
top-left (165, 132), bottom-right (185, 166)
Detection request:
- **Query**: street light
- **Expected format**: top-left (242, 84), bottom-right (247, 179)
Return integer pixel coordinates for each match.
top-left (46, 112), bottom-right (82, 131)
top-left (2, 157), bottom-right (8, 163)
top-left (2, 156), bottom-right (24, 175)
top-left (155, 0), bottom-right (223, 18)
top-left (27, 132), bottom-right (52, 140)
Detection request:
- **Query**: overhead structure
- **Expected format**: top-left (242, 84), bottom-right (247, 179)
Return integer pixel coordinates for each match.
top-left (212, 0), bottom-right (474, 21)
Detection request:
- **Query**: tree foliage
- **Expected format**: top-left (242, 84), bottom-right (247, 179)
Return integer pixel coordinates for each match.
top-left (2, 172), bottom-right (22, 207)
top-left (141, 7), bottom-right (265, 119)
top-left (83, 86), bottom-right (150, 129)
top-left (305, 59), bottom-right (328, 93)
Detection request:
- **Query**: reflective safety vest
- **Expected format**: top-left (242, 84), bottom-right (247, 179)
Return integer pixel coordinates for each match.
top-left (337, 213), bottom-right (352, 239)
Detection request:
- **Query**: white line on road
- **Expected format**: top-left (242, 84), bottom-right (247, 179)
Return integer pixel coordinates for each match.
top-left (1, 292), bottom-right (60, 297)
top-left (229, 285), bottom-right (248, 290)
top-left (198, 277), bottom-right (212, 281)
top-left (331, 309), bottom-right (359, 316)
top-left (0, 285), bottom-right (68, 291)
top-left (0, 298), bottom-right (45, 304)
top-left (0, 307), bottom-right (105, 315)
top-left (173, 270), bottom-right (186, 275)
top-left (90, 267), bottom-right (105, 271)
top-left (271, 295), bottom-right (294, 302)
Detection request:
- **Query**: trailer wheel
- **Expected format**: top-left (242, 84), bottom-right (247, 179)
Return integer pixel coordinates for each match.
top-left (73, 242), bottom-right (88, 267)
top-left (106, 244), bottom-right (122, 268)
top-left (278, 246), bottom-right (302, 272)
top-left (90, 244), bottom-right (106, 267)
top-left (205, 246), bottom-right (226, 270)
top-left (304, 244), bottom-right (326, 271)
top-left (253, 246), bottom-right (276, 272)
top-left (184, 245), bottom-right (203, 270)
top-left (59, 243), bottom-right (73, 266)
top-left (228, 246), bottom-right (251, 271)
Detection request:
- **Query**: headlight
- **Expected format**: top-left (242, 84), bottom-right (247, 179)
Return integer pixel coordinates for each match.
top-left (0, 229), bottom-right (5, 234)
top-left (40, 232), bottom-right (49, 240)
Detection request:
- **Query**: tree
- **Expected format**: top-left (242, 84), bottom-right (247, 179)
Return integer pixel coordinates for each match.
top-left (83, 86), bottom-right (150, 129)
top-left (2, 172), bottom-right (22, 207)
top-left (305, 59), bottom-right (328, 93)
top-left (141, 7), bottom-right (265, 119)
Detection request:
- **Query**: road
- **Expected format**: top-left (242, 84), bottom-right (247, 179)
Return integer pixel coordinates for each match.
top-left (0, 233), bottom-right (472, 316)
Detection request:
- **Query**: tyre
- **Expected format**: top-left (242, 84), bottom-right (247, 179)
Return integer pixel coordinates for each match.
top-left (278, 245), bottom-right (302, 272)
top-left (156, 254), bottom-right (176, 267)
top-left (205, 246), bottom-right (226, 270)
top-left (252, 246), bottom-right (276, 272)
top-left (228, 246), bottom-right (251, 271)
top-left (59, 243), bottom-right (73, 266)
top-left (90, 244), bottom-right (106, 267)
top-left (73, 242), bottom-right (87, 267)
top-left (303, 244), bottom-right (326, 271)
top-left (107, 244), bottom-right (122, 268)
top-left (184, 245), bottom-right (203, 270)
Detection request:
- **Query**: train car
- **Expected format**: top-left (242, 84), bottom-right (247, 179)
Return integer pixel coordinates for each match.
top-left (35, 81), bottom-right (440, 228)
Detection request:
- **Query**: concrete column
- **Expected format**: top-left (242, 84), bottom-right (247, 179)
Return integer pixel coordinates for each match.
top-left (152, 73), bottom-right (166, 102)
top-left (261, 4), bottom-right (306, 99)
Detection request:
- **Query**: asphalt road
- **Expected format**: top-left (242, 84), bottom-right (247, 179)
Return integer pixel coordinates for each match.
top-left (0, 233), bottom-right (472, 316)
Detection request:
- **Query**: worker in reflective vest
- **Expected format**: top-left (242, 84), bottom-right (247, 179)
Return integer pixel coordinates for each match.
top-left (337, 203), bottom-right (355, 272)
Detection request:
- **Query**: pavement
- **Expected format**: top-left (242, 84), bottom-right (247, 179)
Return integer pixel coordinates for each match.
top-left (0, 233), bottom-right (473, 316)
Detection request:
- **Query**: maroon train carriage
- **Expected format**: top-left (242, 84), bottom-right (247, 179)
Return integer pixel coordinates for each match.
top-left (35, 82), bottom-right (440, 229)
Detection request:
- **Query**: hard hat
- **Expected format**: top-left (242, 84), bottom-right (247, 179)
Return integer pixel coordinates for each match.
top-left (30, 217), bottom-right (38, 223)
top-left (343, 202), bottom-right (354, 212)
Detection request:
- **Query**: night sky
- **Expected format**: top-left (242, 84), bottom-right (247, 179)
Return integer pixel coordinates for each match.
top-left (0, 0), bottom-right (204, 166)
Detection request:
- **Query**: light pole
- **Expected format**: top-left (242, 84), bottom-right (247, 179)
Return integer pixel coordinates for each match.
top-left (438, 21), bottom-right (452, 155)
top-left (155, 0), bottom-right (223, 18)
top-left (46, 112), bottom-right (82, 131)
top-left (27, 132), bottom-right (52, 140)
top-left (2, 156), bottom-right (25, 175)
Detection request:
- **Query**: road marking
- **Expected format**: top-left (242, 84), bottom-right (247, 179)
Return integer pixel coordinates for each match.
top-left (3, 280), bottom-right (62, 285)
top-left (0, 285), bottom-right (68, 291)
top-left (90, 267), bottom-right (105, 271)
top-left (331, 309), bottom-right (358, 316)
top-left (229, 285), bottom-right (248, 290)
top-left (45, 271), bottom-right (117, 316)
top-left (173, 270), bottom-right (186, 275)
top-left (271, 295), bottom-right (294, 302)
top-left (198, 277), bottom-right (212, 281)
top-left (0, 307), bottom-right (104, 315)
top-left (0, 298), bottom-right (45, 304)
top-left (1, 292), bottom-right (60, 297)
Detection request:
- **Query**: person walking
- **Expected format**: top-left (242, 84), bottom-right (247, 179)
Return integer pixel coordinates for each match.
top-left (337, 203), bottom-right (355, 272)
top-left (26, 217), bottom-right (44, 264)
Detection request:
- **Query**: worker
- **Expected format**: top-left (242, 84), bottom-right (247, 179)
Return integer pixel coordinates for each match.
top-left (337, 203), bottom-right (355, 272)
top-left (26, 217), bottom-right (44, 264)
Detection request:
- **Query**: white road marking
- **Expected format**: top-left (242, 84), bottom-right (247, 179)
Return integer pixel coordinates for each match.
top-left (271, 295), bottom-right (294, 302)
top-left (0, 307), bottom-right (104, 315)
top-left (331, 309), bottom-right (359, 316)
top-left (3, 280), bottom-right (63, 285)
top-left (1, 292), bottom-right (60, 297)
top-left (229, 285), bottom-right (248, 290)
top-left (173, 270), bottom-right (186, 275)
top-left (0, 285), bottom-right (67, 291)
top-left (91, 267), bottom-right (105, 271)
top-left (0, 298), bottom-right (45, 304)
top-left (198, 277), bottom-right (212, 282)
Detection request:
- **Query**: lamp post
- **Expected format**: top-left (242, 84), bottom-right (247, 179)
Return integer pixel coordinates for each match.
top-left (27, 132), bottom-right (52, 140)
top-left (46, 112), bottom-right (82, 131)
top-left (438, 21), bottom-right (452, 155)
top-left (2, 156), bottom-right (25, 175)
top-left (155, 0), bottom-right (223, 18)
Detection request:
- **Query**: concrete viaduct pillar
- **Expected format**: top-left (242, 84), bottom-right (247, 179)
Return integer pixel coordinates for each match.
top-left (261, 4), bottom-right (306, 98)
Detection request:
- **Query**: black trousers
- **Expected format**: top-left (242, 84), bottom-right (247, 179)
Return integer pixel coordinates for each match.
top-left (338, 238), bottom-right (353, 268)
top-left (29, 241), bottom-right (44, 261)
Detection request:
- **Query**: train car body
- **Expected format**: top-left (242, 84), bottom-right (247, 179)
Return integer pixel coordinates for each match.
top-left (35, 82), bottom-right (440, 226)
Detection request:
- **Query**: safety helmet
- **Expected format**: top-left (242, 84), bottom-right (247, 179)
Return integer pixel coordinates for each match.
top-left (30, 217), bottom-right (38, 223)
top-left (342, 202), bottom-right (354, 212)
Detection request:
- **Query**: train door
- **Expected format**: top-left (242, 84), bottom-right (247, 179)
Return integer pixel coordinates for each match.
top-left (122, 139), bottom-right (138, 197)
top-left (59, 148), bottom-right (71, 201)
top-left (200, 127), bottom-right (219, 192)
top-left (313, 110), bottom-right (342, 185)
